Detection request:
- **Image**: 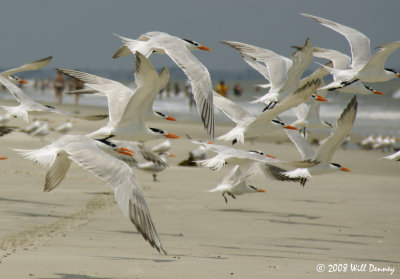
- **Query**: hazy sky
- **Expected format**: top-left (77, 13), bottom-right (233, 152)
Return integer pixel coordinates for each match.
top-left (1, 0), bottom-right (399, 74)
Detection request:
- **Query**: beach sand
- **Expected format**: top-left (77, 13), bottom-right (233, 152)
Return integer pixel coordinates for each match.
top-left (0, 100), bottom-right (399, 278)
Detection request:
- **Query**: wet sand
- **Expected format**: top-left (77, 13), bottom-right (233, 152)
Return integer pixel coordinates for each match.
top-left (0, 100), bottom-right (399, 278)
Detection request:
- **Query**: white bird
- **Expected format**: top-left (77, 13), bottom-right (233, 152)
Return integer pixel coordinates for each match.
top-left (283, 96), bottom-right (357, 182)
top-left (112, 31), bottom-right (214, 139)
top-left (15, 134), bottom-right (166, 254)
top-left (21, 117), bottom-right (41, 133)
top-left (311, 47), bottom-right (384, 95)
top-left (194, 141), bottom-right (281, 171)
top-left (136, 153), bottom-right (175, 182)
top-left (54, 119), bottom-right (74, 134)
top-left (302, 13), bottom-right (400, 88)
top-left (214, 66), bottom-right (325, 144)
top-left (30, 119), bottom-right (50, 139)
top-left (208, 165), bottom-right (265, 203)
top-left (57, 52), bottom-right (179, 142)
top-left (381, 150), bottom-right (400, 161)
top-left (0, 76), bottom-right (107, 122)
top-left (1, 56), bottom-right (52, 83)
top-left (289, 85), bottom-right (332, 136)
top-left (221, 38), bottom-right (313, 110)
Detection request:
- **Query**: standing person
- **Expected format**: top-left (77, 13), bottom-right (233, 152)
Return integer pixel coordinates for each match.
top-left (185, 78), bottom-right (195, 110)
top-left (53, 70), bottom-right (65, 105)
top-left (74, 78), bottom-right (84, 107)
top-left (216, 80), bottom-right (228, 97)
top-left (233, 83), bottom-right (243, 97)
top-left (174, 82), bottom-right (180, 96)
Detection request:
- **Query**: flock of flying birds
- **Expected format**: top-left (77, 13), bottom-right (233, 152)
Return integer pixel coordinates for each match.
top-left (0, 13), bottom-right (399, 254)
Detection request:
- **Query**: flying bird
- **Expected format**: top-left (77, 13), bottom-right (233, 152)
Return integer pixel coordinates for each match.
top-left (15, 135), bottom-right (166, 254)
top-left (113, 31), bottom-right (214, 139)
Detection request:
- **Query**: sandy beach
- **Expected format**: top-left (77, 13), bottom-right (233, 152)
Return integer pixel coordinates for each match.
top-left (0, 100), bottom-right (399, 279)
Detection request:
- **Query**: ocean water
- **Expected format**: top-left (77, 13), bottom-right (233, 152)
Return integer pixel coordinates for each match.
top-left (1, 78), bottom-right (399, 138)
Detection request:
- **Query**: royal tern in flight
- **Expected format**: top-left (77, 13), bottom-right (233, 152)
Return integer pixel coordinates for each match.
top-left (15, 134), bottom-right (166, 254)
top-left (283, 96), bottom-right (357, 183)
top-left (193, 140), bottom-right (304, 185)
top-left (112, 31), bottom-right (214, 139)
top-left (214, 66), bottom-right (325, 144)
top-left (302, 13), bottom-right (400, 88)
top-left (221, 38), bottom-right (313, 110)
top-left (194, 141), bottom-right (281, 171)
top-left (57, 52), bottom-right (179, 142)
top-left (208, 165), bottom-right (265, 203)
top-left (309, 47), bottom-right (384, 95)
top-left (0, 76), bottom-right (107, 122)
top-left (1, 56), bottom-right (52, 84)
top-left (289, 84), bottom-right (332, 136)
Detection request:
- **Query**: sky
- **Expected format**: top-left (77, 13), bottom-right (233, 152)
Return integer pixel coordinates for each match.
top-left (1, 0), bottom-right (399, 74)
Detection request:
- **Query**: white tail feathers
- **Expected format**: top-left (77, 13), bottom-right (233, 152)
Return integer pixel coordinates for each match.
top-left (216, 127), bottom-right (245, 144)
top-left (197, 155), bottom-right (226, 171)
top-left (14, 147), bottom-right (58, 167)
top-left (1, 106), bottom-right (28, 122)
top-left (283, 168), bottom-right (311, 179)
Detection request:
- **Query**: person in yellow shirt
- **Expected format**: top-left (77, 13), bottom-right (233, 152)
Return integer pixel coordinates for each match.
top-left (216, 80), bottom-right (228, 97)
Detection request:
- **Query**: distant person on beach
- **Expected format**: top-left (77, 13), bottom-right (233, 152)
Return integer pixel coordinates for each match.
top-left (216, 80), bottom-right (228, 97)
top-left (185, 78), bottom-right (195, 110)
top-left (233, 83), bottom-right (243, 97)
top-left (74, 78), bottom-right (84, 106)
top-left (174, 82), bottom-right (180, 96)
top-left (53, 70), bottom-right (65, 105)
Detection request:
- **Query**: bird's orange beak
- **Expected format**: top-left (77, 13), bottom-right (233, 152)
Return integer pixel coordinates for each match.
top-left (257, 189), bottom-right (266, 193)
top-left (266, 154), bottom-right (276, 159)
top-left (165, 133), bottom-right (180, 139)
top-left (168, 154), bottom-right (176, 157)
top-left (397, 73), bottom-right (400, 78)
top-left (198, 45), bottom-right (211, 51)
top-left (165, 116), bottom-right (177, 121)
top-left (207, 141), bottom-right (214, 144)
top-left (116, 147), bottom-right (134, 156)
top-left (284, 125), bottom-right (298, 130)
top-left (315, 94), bottom-right (328, 102)
top-left (19, 79), bottom-right (29, 84)
top-left (340, 167), bottom-right (351, 172)
top-left (0, 157), bottom-right (8, 160)
top-left (373, 90), bottom-right (384, 95)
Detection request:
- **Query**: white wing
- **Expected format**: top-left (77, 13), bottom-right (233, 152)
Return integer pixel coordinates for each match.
top-left (312, 47), bottom-right (351, 70)
top-left (0, 56), bottom-right (52, 77)
top-left (361, 41), bottom-right (400, 73)
top-left (116, 32), bottom-right (214, 139)
top-left (56, 68), bottom-right (133, 128)
top-left (301, 13), bottom-right (371, 68)
top-left (221, 40), bottom-right (292, 91)
top-left (17, 135), bottom-right (165, 254)
top-left (284, 129), bottom-right (316, 161)
top-left (315, 96), bottom-right (358, 164)
top-left (212, 91), bottom-right (254, 124)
